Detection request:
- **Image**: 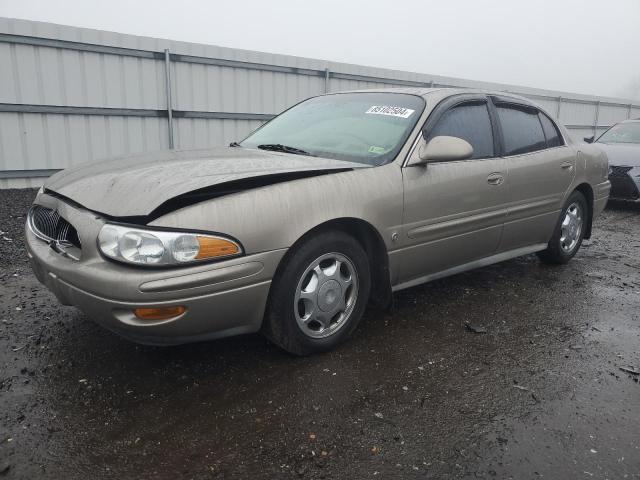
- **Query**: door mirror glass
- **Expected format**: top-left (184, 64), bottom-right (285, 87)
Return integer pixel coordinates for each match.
top-left (584, 135), bottom-right (594, 144)
top-left (412, 136), bottom-right (474, 165)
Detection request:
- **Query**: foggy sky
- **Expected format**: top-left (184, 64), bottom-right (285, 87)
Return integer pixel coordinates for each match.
top-left (1, 0), bottom-right (639, 100)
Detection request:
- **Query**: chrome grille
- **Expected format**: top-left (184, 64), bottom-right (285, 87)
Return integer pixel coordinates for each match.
top-left (28, 205), bottom-right (82, 249)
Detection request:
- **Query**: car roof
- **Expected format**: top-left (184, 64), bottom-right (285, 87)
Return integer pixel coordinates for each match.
top-left (330, 86), bottom-right (539, 108)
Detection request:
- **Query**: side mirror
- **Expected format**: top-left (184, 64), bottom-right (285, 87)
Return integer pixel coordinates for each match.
top-left (409, 136), bottom-right (474, 166)
top-left (584, 135), bottom-right (594, 144)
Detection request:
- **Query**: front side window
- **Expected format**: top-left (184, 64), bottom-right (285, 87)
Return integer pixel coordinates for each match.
top-left (241, 92), bottom-right (425, 165)
top-left (539, 112), bottom-right (564, 148)
top-left (425, 102), bottom-right (494, 159)
top-left (496, 105), bottom-right (546, 156)
top-left (597, 122), bottom-right (640, 144)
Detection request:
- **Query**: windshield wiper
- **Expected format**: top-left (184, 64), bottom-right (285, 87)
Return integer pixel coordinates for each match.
top-left (229, 141), bottom-right (241, 147)
top-left (257, 144), bottom-right (315, 156)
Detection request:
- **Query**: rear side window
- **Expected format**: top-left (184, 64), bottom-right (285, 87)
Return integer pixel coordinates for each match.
top-left (496, 105), bottom-right (546, 155)
top-left (426, 102), bottom-right (494, 159)
top-left (539, 112), bottom-right (564, 148)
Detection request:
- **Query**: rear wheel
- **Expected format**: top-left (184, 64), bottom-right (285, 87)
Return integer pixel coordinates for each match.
top-left (538, 190), bottom-right (588, 264)
top-left (262, 231), bottom-right (371, 355)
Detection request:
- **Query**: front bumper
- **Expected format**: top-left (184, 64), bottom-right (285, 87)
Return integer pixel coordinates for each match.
top-left (608, 166), bottom-right (640, 201)
top-left (26, 194), bottom-right (286, 345)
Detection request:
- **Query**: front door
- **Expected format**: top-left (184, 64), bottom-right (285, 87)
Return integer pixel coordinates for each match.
top-left (398, 97), bottom-right (509, 286)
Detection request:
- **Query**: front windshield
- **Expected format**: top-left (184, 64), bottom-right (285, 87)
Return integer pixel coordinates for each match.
top-left (597, 122), bottom-right (640, 144)
top-left (240, 92), bottom-right (426, 165)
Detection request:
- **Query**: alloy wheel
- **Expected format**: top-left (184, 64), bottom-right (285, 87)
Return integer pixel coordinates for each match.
top-left (560, 202), bottom-right (583, 253)
top-left (293, 252), bottom-right (359, 339)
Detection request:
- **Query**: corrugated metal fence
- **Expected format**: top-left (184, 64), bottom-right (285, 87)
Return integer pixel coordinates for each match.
top-left (1, 17), bottom-right (639, 188)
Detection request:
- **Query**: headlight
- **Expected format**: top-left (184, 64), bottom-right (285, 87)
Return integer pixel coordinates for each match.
top-left (97, 224), bottom-right (242, 266)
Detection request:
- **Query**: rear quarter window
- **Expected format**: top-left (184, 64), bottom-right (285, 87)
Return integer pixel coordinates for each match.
top-left (539, 112), bottom-right (564, 148)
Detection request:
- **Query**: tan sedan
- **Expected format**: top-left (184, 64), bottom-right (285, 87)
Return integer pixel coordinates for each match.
top-left (26, 88), bottom-right (610, 355)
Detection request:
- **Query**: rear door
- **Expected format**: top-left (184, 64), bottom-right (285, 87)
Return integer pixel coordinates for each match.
top-left (398, 95), bottom-right (509, 285)
top-left (491, 98), bottom-right (576, 251)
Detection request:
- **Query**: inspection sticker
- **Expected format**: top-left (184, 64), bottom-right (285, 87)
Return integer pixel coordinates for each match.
top-left (368, 146), bottom-right (387, 154)
top-left (365, 105), bottom-right (415, 118)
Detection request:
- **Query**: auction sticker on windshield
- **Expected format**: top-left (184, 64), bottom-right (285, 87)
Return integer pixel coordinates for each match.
top-left (365, 106), bottom-right (415, 118)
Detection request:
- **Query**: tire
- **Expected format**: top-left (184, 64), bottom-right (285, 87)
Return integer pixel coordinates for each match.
top-left (262, 230), bottom-right (371, 355)
top-left (537, 190), bottom-right (588, 264)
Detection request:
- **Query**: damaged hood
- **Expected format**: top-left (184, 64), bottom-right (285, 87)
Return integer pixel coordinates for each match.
top-left (45, 147), bottom-right (366, 217)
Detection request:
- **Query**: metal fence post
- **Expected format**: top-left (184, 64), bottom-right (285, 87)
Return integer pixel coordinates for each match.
top-left (324, 68), bottom-right (330, 93)
top-left (556, 96), bottom-right (562, 120)
top-left (593, 101), bottom-right (600, 137)
top-left (164, 48), bottom-right (175, 149)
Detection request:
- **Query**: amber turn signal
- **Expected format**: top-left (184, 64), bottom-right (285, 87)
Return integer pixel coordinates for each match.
top-left (133, 306), bottom-right (186, 320)
top-left (195, 236), bottom-right (240, 259)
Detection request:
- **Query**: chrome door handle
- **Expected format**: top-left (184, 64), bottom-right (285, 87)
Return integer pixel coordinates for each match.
top-left (487, 173), bottom-right (504, 185)
top-left (560, 161), bottom-right (574, 170)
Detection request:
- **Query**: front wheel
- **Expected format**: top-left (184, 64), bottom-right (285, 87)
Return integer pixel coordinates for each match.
top-left (537, 190), bottom-right (588, 264)
top-left (262, 231), bottom-right (371, 355)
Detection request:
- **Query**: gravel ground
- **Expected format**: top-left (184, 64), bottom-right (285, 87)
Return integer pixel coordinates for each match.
top-left (1, 188), bottom-right (639, 479)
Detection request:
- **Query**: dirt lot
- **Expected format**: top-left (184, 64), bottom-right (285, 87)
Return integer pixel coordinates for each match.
top-left (1, 189), bottom-right (639, 479)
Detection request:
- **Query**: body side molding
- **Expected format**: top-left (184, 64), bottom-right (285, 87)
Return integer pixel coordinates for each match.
top-left (391, 243), bottom-right (548, 292)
